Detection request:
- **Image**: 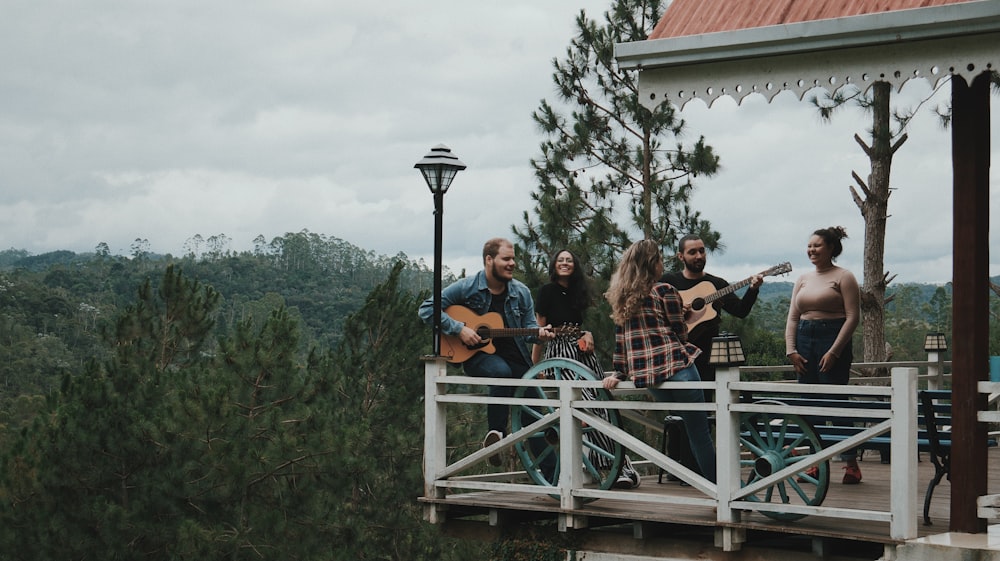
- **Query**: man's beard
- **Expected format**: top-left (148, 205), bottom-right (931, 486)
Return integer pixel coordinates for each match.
top-left (492, 262), bottom-right (512, 281)
top-left (685, 259), bottom-right (705, 273)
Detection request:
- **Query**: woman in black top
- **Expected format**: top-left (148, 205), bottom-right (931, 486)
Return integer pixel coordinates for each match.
top-left (533, 249), bottom-right (639, 488)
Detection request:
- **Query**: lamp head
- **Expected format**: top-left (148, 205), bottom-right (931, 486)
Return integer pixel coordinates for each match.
top-left (709, 332), bottom-right (745, 366)
top-left (923, 332), bottom-right (948, 352)
top-left (414, 144), bottom-right (466, 194)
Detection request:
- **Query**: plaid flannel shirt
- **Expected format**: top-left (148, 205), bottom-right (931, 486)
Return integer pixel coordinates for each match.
top-left (613, 283), bottom-right (701, 388)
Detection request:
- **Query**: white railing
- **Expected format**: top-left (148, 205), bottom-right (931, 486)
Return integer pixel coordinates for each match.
top-left (422, 357), bottom-right (957, 548)
top-left (976, 380), bottom-right (1000, 520)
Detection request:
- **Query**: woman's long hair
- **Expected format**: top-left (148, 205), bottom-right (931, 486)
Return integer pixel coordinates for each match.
top-left (606, 239), bottom-right (663, 326)
top-left (548, 249), bottom-right (591, 312)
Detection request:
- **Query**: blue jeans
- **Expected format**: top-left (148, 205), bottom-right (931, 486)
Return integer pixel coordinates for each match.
top-left (795, 318), bottom-right (853, 385)
top-left (465, 352), bottom-right (528, 434)
top-left (648, 365), bottom-right (717, 484)
top-left (795, 318), bottom-right (856, 460)
top-left (465, 352), bottom-right (555, 476)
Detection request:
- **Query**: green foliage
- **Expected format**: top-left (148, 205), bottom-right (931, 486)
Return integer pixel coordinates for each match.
top-left (488, 538), bottom-right (567, 561)
top-left (322, 261), bottom-right (484, 560)
top-left (0, 266), bottom-right (224, 559)
top-left (0, 261), bottom-right (478, 561)
top-left (486, 527), bottom-right (578, 561)
top-left (0, 232), bottom-right (442, 413)
top-left (885, 283), bottom-right (954, 360)
top-left (0, 229), bottom-right (989, 560)
top-left (516, 0), bottom-right (721, 281)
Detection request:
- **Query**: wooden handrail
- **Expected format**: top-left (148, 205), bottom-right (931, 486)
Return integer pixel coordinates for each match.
top-left (423, 356), bottom-right (968, 545)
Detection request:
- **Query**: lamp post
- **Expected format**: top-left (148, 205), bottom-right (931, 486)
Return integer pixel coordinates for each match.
top-left (923, 332), bottom-right (948, 390)
top-left (415, 144), bottom-right (466, 357)
top-left (709, 332), bottom-right (745, 528)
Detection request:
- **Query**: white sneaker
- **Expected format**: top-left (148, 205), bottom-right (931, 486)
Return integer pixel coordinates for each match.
top-left (483, 430), bottom-right (503, 467)
top-left (629, 471), bottom-right (641, 488)
top-left (614, 470), bottom-right (641, 489)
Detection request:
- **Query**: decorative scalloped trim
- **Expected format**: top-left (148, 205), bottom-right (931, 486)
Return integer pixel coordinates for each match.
top-left (637, 33), bottom-right (997, 109)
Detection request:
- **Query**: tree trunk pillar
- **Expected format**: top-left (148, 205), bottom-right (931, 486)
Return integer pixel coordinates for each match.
top-left (949, 71), bottom-right (990, 534)
top-left (860, 81), bottom-right (892, 375)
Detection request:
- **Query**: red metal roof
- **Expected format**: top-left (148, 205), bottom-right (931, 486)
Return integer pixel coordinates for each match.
top-left (651, 0), bottom-right (981, 39)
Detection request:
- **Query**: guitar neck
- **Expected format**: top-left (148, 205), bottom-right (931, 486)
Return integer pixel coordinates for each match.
top-left (481, 328), bottom-right (540, 338)
top-left (704, 276), bottom-right (752, 305)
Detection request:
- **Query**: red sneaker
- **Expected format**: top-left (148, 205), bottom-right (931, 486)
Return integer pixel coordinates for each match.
top-left (842, 464), bottom-right (862, 484)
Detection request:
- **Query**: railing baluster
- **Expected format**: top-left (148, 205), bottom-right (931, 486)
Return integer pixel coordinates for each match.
top-left (423, 357), bottom-right (449, 523)
top-left (889, 367), bottom-right (919, 539)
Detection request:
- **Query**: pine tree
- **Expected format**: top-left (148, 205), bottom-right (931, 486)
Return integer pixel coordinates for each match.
top-left (0, 266), bottom-right (349, 560)
top-left (324, 261), bottom-right (484, 561)
top-left (0, 265), bottom-right (220, 559)
top-left (515, 0), bottom-right (722, 282)
top-left (167, 306), bottom-right (341, 560)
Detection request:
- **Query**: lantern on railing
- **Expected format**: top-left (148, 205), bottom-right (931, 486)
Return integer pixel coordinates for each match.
top-left (710, 332), bottom-right (746, 367)
top-left (923, 332), bottom-right (948, 390)
top-left (923, 332), bottom-right (948, 353)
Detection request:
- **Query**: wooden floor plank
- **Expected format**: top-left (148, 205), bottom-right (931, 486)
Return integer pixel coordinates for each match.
top-left (421, 445), bottom-right (1000, 546)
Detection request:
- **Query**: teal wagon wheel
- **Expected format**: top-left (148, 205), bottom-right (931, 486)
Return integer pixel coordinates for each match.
top-left (739, 401), bottom-right (830, 521)
top-left (512, 358), bottom-right (625, 494)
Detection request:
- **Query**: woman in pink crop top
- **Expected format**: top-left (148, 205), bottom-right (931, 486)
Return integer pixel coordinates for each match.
top-left (785, 226), bottom-right (862, 484)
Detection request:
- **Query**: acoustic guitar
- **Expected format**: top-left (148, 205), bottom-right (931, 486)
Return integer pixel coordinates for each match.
top-left (680, 262), bottom-right (792, 332)
top-left (440, 305), bottom-right (580, 364)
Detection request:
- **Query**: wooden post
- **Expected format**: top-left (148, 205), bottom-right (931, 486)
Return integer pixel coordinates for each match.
top-left (423, 356), bottom-right (448, 523)
top-left (714, 364), bottom-right (745, 551)
top-left (949, 71), bottom-right (991, 534)
top-left (559, 380), bottom-right (584, 519)
top-left (889, 367), bottom-right (918, 539)
top-left (926, 351), bottom-right (942, 391)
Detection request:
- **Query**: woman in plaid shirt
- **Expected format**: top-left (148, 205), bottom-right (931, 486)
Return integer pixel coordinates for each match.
top-left (602, 239), bottom-right (717, 483)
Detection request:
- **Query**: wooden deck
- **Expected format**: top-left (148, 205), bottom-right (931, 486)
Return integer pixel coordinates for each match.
top-left (421, 446), bottom-right (1000, 552)
top-left (421, 359), bottom-right (1000, 559)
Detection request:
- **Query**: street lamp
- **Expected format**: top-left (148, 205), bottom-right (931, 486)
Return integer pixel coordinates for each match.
top-left (415, 144), bottom-right (466, 357)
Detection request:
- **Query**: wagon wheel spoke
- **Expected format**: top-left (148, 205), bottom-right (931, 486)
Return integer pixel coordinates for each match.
top-left (740, 405), bottom-right (830, 522)
top-left (512, 358), bottom-right (625, 498)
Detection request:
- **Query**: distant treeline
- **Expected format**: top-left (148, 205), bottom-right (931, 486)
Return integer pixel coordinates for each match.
top-left (1, 230), bottom-right (983, 410)
top-left (1, 231), bottom-right (996, 560)
top-left (0, 230), bottom-right (450, 406)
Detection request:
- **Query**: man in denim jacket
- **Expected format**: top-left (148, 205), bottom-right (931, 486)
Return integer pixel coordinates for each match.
top-left (419, 237), bottom-right (553, 465)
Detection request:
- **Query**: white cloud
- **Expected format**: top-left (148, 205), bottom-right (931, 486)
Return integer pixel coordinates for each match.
top-left (0, 0), bottom-right (995, 286)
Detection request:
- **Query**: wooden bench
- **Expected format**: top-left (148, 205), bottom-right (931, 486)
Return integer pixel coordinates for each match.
top-left (735, 389), bottom-right (994, 525)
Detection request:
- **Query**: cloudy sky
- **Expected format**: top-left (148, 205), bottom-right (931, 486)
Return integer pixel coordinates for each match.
top-left (1, 1), bottom-right (996, 285)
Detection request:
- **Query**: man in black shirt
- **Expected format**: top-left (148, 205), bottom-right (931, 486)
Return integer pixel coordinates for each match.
top-left (660, 234), bottom-right (763, 393)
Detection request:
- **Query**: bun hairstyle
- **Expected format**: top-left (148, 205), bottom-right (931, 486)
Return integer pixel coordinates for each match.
top-left (813, 226), bottom-right (848, 260)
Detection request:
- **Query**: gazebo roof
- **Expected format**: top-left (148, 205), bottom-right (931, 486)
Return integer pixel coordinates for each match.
top-left (650, 0), bottom-right (982, 39)
top-left (615, 0), bottom-right (1000, 107)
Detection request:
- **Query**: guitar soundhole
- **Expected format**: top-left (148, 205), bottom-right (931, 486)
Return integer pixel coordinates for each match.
top-left (471, 326), bottom-right (491, 348)
top-left (691, 298), bottom-right (706, 311)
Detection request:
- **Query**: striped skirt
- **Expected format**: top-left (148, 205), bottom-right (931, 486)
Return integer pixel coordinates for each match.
top-left (543, 336), bottom-right (636, 476)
